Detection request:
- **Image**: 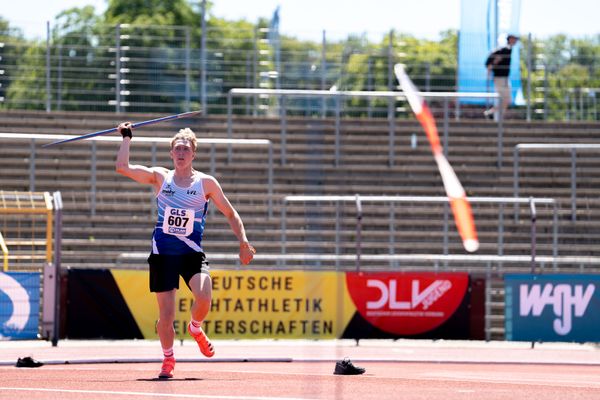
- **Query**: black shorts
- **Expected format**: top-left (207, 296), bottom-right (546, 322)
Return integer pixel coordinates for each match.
top-left (147, 252), bottom-right (210, 293)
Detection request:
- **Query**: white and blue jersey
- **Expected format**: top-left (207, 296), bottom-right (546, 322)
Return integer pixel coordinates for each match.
top-left (152, 170), bottom-right (208, 255)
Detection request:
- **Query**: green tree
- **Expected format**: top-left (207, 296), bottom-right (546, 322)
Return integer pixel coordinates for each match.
top-left (105, 0), bottom-right (199, 27)
top-left (528, 34), bottom-right (600, 120)
top-left (51, 6), bottom-right (109, 111)
top-left (0, 17), bottom-right (29, 109)
top-left (5, 43), bottom-right (47, 110)
top-left (2, 2), bottom-right (599, 118)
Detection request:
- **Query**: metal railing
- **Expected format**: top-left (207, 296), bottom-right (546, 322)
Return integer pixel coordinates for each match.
top-left (0, 190), bottom-right (58, 271)
top-left (116, 251), bottom-right (600, 272)
top-left (0, 231), bottom-right (8, 271)
top-left (227, 88), bottom-right (502, 167)
top-left (280, 195), bottom-right (558, 269)
top-left (0, 133), bottom-right (275, 218)
top-left (3, 21), bottom-right (598, 120)
top-left (513, 143), bottom-right (600, 221)
top-left (565, 88), bottom-right (600, 121)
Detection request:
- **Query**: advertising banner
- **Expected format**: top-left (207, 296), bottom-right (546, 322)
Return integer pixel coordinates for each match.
top-left (66, 269), bottom-right (480, 340)
top-left (203, 270), bottom-right (355, 339)
top-left (343, 272), bottom-right (471, 339)
top-left (65, 269), bottom-right (143, 339)
top-left (111, 270), bottom-right (356, 339)
top-left (0, 272), bottom-right (40, 339)
top-left (505, 274), bottom-right (600, 342)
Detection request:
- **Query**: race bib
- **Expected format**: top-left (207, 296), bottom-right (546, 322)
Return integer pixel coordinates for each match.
top-left (162, 206), bottom-right (194, 236)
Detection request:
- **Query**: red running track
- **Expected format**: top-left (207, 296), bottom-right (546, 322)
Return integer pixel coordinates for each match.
top-left (0, 340), bottom-right (598, 400)
top-left (1, 361), bottom-right (599, 400)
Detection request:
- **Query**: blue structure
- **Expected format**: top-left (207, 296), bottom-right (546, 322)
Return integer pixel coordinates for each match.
top-left (0, 272), bottom-right (40, 339)
top-left (505, 274), bottom-right (600, 342)
top-left (458, 0), bottom-right (523, 105)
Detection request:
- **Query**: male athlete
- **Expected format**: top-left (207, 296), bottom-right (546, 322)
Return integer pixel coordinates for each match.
top-left (115, 122), bottom-right (255, 378)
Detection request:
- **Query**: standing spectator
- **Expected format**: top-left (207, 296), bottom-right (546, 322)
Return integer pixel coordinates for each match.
top-left (484, 34), bottom-right (519, 120)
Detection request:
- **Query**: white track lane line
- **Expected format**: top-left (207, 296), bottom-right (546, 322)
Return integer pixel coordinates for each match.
top-left (0, 387), bottom-right (318, 400)
top-left (419, 372), bottom-right (600, 389)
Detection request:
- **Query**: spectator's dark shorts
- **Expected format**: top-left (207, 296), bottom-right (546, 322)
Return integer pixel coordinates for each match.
top-left (147, 252), bottom-right (210, 293)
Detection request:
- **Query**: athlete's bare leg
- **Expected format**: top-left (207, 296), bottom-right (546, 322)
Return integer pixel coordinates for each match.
top-left (155, 289), bottom-right (177, 350)
top-left (187, 272), bottom-right (215, 357)
top-left (188, 272), bottom-right (212, 321)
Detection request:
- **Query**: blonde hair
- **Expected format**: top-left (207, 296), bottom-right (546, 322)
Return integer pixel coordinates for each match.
top-left (170, 128), bottom-right (197, 152)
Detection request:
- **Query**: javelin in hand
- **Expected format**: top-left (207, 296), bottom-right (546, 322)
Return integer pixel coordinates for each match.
top-left (42, 110), bottom-right (202, 148)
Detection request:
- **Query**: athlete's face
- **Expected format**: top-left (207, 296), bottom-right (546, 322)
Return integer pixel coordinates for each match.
top-left (170, 139), bottom-right (195, 168)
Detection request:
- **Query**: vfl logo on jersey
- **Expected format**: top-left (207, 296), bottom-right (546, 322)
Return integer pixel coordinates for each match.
top-left (187, 190), bottom-right (197, 195)
top-left (162, 185), bottom-right (176, 197)
top-left (519, 283), bottom-right (595, 335)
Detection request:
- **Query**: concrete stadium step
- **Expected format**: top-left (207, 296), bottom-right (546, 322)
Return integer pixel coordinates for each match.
top-left (2, 111), bottom-right (600, 272)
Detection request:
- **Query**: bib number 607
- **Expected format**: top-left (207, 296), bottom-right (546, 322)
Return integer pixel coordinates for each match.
top-left (168, 215), bottom-right (189, 227)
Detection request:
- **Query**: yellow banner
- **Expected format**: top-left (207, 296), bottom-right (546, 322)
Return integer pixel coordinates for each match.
top-left (112, 269), bottom-right (355, 339)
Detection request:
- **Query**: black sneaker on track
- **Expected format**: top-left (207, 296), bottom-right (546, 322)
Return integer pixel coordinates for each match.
top-left (333, 358), bottom-right (365, 375)
top-left (16, 357), bottom-right (44, 368)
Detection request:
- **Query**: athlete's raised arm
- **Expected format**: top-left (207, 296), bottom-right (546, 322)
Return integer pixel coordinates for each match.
top-left (115, 122), bottom-right (166, 192)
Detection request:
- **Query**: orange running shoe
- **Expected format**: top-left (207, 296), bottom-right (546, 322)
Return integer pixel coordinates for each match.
top-left (158, 356), bottom-right (175, 379)
top-left (188, 322), bottom-right (215, 357)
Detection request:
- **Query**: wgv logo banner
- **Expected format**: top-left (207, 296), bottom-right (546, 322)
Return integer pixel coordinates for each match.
top-left (504, 274), bottom-right (600, 342)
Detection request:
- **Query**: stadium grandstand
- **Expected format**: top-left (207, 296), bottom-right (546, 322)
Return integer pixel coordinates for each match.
top-left (1, 1), bottom-right (599, 348)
